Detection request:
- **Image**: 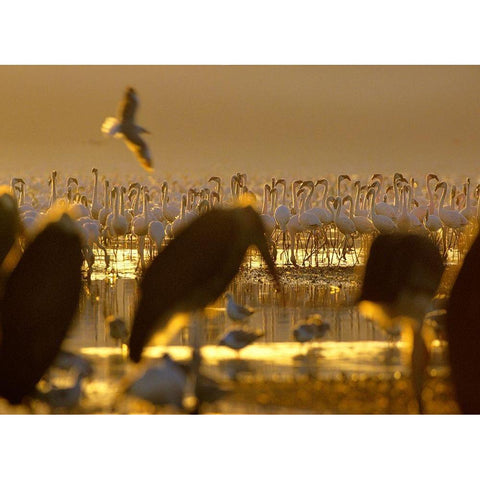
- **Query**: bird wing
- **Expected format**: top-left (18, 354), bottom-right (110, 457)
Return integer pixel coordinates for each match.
top-left (101, 117), bottom-right (123, 138)
top-left (0, 214), bottom-right (83, 404)
top-left (236, 304), bottom-right (254, 316)
top-left (118, 88), bottom-right (138, 125)
top-left (123, 131), bottom-right (154, 172)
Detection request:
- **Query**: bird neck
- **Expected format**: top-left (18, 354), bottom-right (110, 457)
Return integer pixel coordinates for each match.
top-left (92, 170), bottom-right (98, 205)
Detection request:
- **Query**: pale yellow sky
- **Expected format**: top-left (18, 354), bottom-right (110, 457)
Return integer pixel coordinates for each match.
top-left (0, 65), bottom-right (479, 180)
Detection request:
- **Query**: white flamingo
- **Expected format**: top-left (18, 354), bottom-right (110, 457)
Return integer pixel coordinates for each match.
top-left (368, 188), bottom-right (398, 234)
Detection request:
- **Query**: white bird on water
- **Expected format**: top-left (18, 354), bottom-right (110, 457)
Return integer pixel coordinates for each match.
top-left (224, 292), bottom-right (254, 322)
top-left (101, 87), bottom-right (153, 172)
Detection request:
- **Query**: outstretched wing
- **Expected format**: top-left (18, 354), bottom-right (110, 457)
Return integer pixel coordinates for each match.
top-left (101, 117), bottom-right (123, 137)
top-left (123, 133), bottom-right (154, 172)
top-left (0, 214), bottom-right (83, 404)
top-left (446, 232), bottom-right (480, 413)
top-left (118, 87), bottom-right (138, 125)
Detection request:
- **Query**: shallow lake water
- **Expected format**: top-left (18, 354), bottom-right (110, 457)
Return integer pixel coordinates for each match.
top-left (0, 243), bottom-right (453, 414)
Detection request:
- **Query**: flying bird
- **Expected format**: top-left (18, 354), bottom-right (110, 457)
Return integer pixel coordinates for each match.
top-left (101, 87), bottom-right (153, 172)
top-left (0, 213), bottom-right (83, 405)
top-left (129, 206), bottom-right (281, 363)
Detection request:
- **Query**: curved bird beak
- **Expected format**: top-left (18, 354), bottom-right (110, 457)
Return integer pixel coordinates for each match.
top-left (242, 207), bottom-right (281, 293)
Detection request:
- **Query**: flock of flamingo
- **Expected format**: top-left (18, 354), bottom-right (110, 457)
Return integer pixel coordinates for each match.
top-left (1, 85), bottom-right (479, 415)
top-left (8, 169), bottom-right (479, 276)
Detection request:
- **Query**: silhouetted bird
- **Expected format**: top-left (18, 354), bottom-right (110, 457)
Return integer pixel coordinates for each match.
top-left (107, 315), bottom-right (129, 344)
top-left (129, 206), bottom-right (280, 363)
top-left (101, 87), bottom-right (153, 172)
top-left (0, 213), bottom-right (83, 405)
top-left (0, 187), bottom-right (21, 268)
top-left (357, 233), bottom-right (444, 414)
top-left (446, 232), bottom-right (480, 413)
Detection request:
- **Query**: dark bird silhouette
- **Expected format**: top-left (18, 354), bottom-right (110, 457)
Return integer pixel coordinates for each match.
top-left (101, 87), bottom-right (153, 172)
top-left (107, 315), bottom-right (129, 344)
top-left (0, 188), bottom-right (21, 268)
top-left (357, 233), bottom-right (444, 413)
top-left (0, 213), bottom-right (83, 405)
top-left (445, 232), bottom-right (480, 413)
top-left (129, 205), bottom-right (280, 363)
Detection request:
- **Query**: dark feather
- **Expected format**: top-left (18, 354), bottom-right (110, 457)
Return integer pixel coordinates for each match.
top-left (129, 206), bottom-right (280, 362)
top-left (446, 232), bottom-right (480, 413)
top-left (0, 214), bottom-right (83, 404)
top-left (118, 87), bottom-right (138, 125)
top-left (124, 133), bottom-right (153, 172)
top-left (0, 191), bottom-right (21, 267)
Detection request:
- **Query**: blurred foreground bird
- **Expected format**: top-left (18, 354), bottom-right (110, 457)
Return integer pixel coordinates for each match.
top-left (0, 188), bottom-right (21, 262)
top-left (122, 353), bottom-right (188, 411)
top-left (357, 233), bottom-right (444, 414)
top-left (0, 213), bottom-right (83, 405)
top-left (224, 292), bottom-right (254, 322)
top-left (101, 87), bottom-right (153, 172)
top-left (446, 232), bottom-right (480, 413)
top-left (34, 371), bottom-right (87, 412)
top-left (50, 350), bottom-right (94, 378)
top-left (129, 206), bottom-right (280, 363)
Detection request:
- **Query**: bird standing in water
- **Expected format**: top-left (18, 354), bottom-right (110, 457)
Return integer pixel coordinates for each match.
top-left (0, 213), bottom-right (83, 405)
top-left (224, 292), bottom-right (254, 322)
top-left (128, 206), bottom-right (280, 363)
top-left (219, 329), bottom-right (264, 352)
top-left (101, 87), bottom-right (154, 172)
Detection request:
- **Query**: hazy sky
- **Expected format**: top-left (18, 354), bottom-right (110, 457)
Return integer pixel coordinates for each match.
top-left (1, 65), bottom-right (479, 180)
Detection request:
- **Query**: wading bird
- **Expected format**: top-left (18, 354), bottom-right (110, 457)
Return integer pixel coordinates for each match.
top-left (101, 87), bottom-right (153, 172)
top-left (293, 315), bottom-right (330, 344)
top-left (224, 292), bottom-right (255, 322)
top-left (218, 329), bottom-right (264, 352)
top-left (0, 187), bottom-right (22, 270)
top-left (129, 205), bottom-right (280, 363)
top-left (357, 233), bottom-right (444, 414)
top-left (445, 231), bottom-right (480, 413)
top-left (0, 213), bottom-right (83, 405)
top-left (107, 316), bottom-right (129, 344)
